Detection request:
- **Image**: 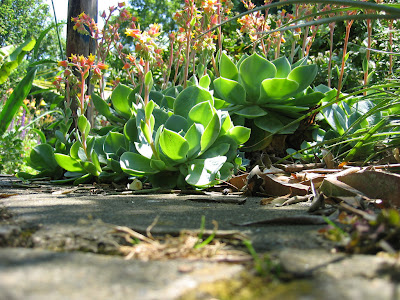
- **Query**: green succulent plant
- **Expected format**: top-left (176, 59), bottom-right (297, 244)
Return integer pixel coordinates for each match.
top-left (213, 52), bottom-right (324, 151)
top-left (119, 76), bottom-right (251, 189)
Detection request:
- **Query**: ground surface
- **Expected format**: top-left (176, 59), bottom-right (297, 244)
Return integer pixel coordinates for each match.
top-left (1, 175), bottom-right (399, 299)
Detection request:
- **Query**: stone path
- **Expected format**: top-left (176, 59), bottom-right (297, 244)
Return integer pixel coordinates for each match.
top-left (1, 178), bottom-right (399, 299)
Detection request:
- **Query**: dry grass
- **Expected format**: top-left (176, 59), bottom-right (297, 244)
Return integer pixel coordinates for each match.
top-left (115, 225), bottom-right (252, 262)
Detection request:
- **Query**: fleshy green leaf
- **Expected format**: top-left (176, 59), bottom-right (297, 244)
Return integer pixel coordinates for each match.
top-left (144, 71), bottom-right (153, 89)
top-left (287, 64), bottom-right (318, 95)
top-left (150, 159), bottom-right (166, 171)
top-left (321, 103), bottom-right (347, 135)
top-left (81, 161), bottom-right (100, 176)
top-left (140, 120), bottom-right (153, 145)
top-left (111, 84), bottom-right (134, 119)
top-left (185, 156), bottom-right (227, 188)
top-left (291, 91), bottom-right (324, 107)
top-left (234, 106), bottom-right (268, 119)
top-left (120, 152), bottom-right (158, 176)
top-left (254, 113), bottom-right (299, 134)
top-left (29, 143), bottom-right (59, 172)
top-left (124, 118), bottom-right (138, 142)
top-left (258, 78), bottom-right (299, 103)
top-left (160, 128), bottom-right (189, 161)
top-left (199, 74), bottom-right (211, 89)
top-left (78, 115), bottom-right (90, 138)
top-left (184, 123), bottom-right (203, 159)
top-left (92, 93), bottom-right (124, 123)
top-left (198, 143), bottom-right (230, 159)
top-left (145, 100), bottom-right (155, 121)
top-left (54, 153), bottom-right (86, 172)
top-left (91, 151), bottom-right (102, 173)
top-left (262, 104), bottom-right (307, 118)
top-left (239, 53), bottom-right (276, 103)
top-left (219, 52), bottom-right (238, 81)
top-left (272, 56), bottom-right (291, 78)
top-left (188, 101), bottom-right (214, 127)
top-left (213, 77), bottom-right (247, 105)
top-left (165, 114), bottom-right (189, 133)
top-left (70, 141), bottom-right (82, 159)
top-left (200, 112), bottom-right (221, 154)
top-left (173, 86), bottom-right (214, 118)
top-left (226, 126), bottom-right (251, 144)
top-left (220, 111), bottom-right (234, 136)
top-left (219, 162), bottom-right (234, 181)
top-left (134, 141), bottom-right (153, 159)
top-left (104, 132), bottom-right (128, 157)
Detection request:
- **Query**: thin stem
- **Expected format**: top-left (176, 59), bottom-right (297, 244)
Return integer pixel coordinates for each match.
top-left (217, 0), bottom-right (222, 55)
top-left (211, 54), bottom-right (219, 78)
top-left (275, 32), bottom-right (283, 59)
top-left (183, 29), bottom-right (192, 88)
top-left (363, 18), bottom-right (372, 95)
top-left (50, 0), bottom-right (64, 59)
top-left (163, 37), bottom-right (175, 89)
top-left (301, 25), bottom-right (310, 58)
top-left (337, 20), bottom-right (354, 101)
top-left (183, 2), bottom-right (194, 89)
top-left (388, 20), bottom-right (393, 76)
top-left (144, 61), bottom-right (150, 106)
top-left (328, 23), bottom-right (335, 88)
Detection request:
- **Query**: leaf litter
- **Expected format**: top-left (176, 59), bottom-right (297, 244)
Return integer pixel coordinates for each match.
top-left (227, 159), bottom-right (400, 253)
top-left (115, 218), bottom-right (252, 262)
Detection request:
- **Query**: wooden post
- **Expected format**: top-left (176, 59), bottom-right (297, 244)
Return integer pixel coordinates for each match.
top-left (66, 0), bottom-right (98, 125)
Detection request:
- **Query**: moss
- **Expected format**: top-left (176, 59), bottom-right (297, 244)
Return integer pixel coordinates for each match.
top-left (180, 271), bottom-right (317, 300)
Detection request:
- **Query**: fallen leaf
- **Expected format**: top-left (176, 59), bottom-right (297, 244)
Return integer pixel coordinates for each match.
top-left (259, 174), bottom-right (309, 196)
top-left (260, 197), bottom-right (276, 205)
top-left (262, 166), bottom-right (285, 174)
top-left (321, 149), bottom-right (335, 169)
top-left (52, 188), bottom-right (77, 195)
top-left (0, 193), bottom-right (18, 198)
top-left (319, 176), bottom-right (368, 198)
top-left (275, 163), bottom-right (325, 173)
top-left (337, 169), bottom-right (400, 207)
top-left (229, 173), bottom-right (248, 190)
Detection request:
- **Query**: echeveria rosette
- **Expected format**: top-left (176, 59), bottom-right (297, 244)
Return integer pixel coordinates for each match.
top-left (214, 53), bottom-right (324, 150)
top-left (120, 84), bottom-right (251, 189)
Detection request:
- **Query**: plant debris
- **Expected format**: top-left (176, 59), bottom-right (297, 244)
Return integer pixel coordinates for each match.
top-left (116, 225), bottom-right (252, 262)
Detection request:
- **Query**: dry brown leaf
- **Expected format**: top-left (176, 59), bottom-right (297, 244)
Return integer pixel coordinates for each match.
top-left (321, 149), bottom-right (335, 169)
top-left (319, 167), bottom-right (400, 207)
top-left (0, 193), bottom-right (18, 198)
top-left (228, 173), bottom-right (248, 190)
top-left (337, 169), bottom-right (400, 207)
top-left (259, 173), bottom-right (310, 196)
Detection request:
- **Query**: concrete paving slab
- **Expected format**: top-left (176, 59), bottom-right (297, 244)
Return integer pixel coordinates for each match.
top-left (3, 180), bottom-right (398, 300)
top-left (0, 247), bottom-right (243, 300)
top-left (0, 188), bottom-right (325, 251)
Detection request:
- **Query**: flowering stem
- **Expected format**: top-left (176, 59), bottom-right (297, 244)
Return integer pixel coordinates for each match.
top-left (337, 20), bottom-right (354, 101)
top-left (217, 1), bottom-right (222, 55)
top-left (211, 54), bottom-right (219, 78)
top-left (183, 1), bottom-right (194, 89)
top-left (301, 25), bottom-right (309, 58)
top-left (163, 37), bottom-right (176, 89)
top-left (275, 32), bottom-right (283, 59)
top-left (364, 18), bottom-right (372, 95)
top-left (144, 61), bottom-right (150, 106)
top-left (388, 20), bottom-right (393, 76)
top-left (183, 29), bottom-right (192, 88)
top-left (328, 23), bottom-right (335, 88)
